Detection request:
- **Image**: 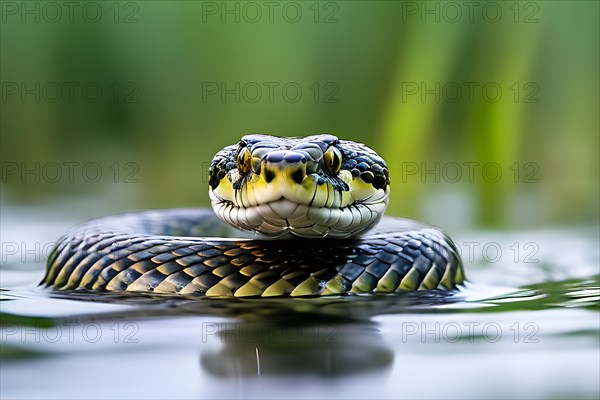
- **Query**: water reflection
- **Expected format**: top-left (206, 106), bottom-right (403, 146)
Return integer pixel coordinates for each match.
top-left (1, 275), bottom-right (599, 399)
top-left (200, 320), bottom-right (393, 377)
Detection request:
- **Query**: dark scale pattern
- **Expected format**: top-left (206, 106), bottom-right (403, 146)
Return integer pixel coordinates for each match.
top-left (338, 139), bottom-right (390, 190)
top-left (208, 144), bottom-right (238, 190)
top-left (42, 209), bottom-right (464, 297)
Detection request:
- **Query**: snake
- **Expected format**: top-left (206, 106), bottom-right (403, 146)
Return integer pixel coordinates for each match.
top-left (42, 134), bottom-right (464, 297)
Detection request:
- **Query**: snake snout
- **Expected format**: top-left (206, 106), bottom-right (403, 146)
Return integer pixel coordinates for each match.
top-left (261, 150), bottom-right (308, 185)
top-left (263, 150), bottom-right (307, 164)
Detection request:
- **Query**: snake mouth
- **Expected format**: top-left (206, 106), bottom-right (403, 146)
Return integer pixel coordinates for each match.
top-left (210, 196), bottom-right (388, 239)
top-left (208, 134), bottom-right (390, 238)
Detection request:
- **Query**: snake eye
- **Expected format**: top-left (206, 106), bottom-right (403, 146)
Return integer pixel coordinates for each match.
top-left (323, 146), bottom-right (342, 174)
top-left (237, 147), bottom-right (252, 174)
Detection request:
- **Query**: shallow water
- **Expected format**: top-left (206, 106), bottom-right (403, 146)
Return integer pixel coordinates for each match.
top-left (1, 206), bottom-right (598, 399)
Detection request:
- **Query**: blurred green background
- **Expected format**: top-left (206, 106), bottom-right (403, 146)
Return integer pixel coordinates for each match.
top-left (1, 0), bottom-right (598, 231)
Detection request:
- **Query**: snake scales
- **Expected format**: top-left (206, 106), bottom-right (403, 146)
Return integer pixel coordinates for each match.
top-left (43, 134), bottom-right (464, 297)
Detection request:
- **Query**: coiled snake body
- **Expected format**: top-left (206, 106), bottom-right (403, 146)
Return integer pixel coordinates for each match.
top-left (43, 135), bottom-right (464, 297)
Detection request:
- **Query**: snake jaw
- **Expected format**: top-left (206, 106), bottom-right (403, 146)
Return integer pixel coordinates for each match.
top-left (208, 134), bottom-right (390, 238)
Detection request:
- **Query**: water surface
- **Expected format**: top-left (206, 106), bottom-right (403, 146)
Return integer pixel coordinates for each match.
top-left (1, 206), bottom-right (598, 399)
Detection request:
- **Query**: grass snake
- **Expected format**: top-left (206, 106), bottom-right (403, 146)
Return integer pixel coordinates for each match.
top-left (43, 134), bottom-right (464, 297)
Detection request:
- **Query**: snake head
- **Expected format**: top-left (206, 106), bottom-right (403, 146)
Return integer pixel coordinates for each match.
top-left (208, 134), bottom-right (390, 239)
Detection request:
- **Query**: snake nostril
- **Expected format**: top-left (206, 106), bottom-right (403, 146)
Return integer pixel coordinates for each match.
top-left (265, 169), bottom-right (275, 183)
top-left (291, 168), bottom-right (304, 184)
